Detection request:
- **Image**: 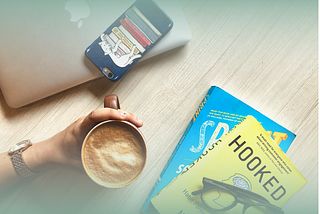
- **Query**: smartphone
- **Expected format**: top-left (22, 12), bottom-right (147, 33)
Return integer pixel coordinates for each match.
top-left (85, 0), bottom-right (173, 81)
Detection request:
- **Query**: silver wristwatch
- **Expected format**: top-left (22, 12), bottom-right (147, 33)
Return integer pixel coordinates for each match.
top-left (9, 140), bottom-right (37, 177)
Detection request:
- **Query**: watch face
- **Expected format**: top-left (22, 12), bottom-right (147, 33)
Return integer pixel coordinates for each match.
top-left (9, 140), bottom-right (31, 154)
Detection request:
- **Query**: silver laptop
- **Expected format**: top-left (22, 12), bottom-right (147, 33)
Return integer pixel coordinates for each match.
top-left (0, 0), bottom-right (191, 108)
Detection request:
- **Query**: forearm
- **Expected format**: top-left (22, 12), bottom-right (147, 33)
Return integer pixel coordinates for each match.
top-left (0, 107), bottom-right (143, 192)
top-left (0, 139), bottom-right (55, 192)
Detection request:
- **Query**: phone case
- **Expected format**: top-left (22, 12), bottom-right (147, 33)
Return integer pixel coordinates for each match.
top-left (85, 0), bottom-right (173, 81)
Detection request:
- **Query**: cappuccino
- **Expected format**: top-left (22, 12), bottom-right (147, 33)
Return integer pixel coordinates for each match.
top-left (82, 120), bottom-right (146, 188)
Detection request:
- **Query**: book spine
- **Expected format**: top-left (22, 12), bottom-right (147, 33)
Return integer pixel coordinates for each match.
top-left (125, 8), bottom-right (159, 43)
top-left (106, 32), bottom-right (128, 56)
top-left (120, 19), bottom-right (148, 48)
top-left (112, 27), bottom-right (140, 55)
top-left (131, 6), bottom-right (162, 37)
top-left (125, 17), bottom-right (151, 46)
top-left (118, 25), bottom-right (146, 53)
top-left (125, 16), bottom-right (153, 45)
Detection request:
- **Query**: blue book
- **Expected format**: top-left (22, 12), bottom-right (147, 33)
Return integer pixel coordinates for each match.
top-left (142, 86), bottom-right (296, 214)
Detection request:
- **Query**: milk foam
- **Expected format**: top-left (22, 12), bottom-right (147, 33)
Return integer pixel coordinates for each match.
top-left (82, 122), bottom-right (146, 188)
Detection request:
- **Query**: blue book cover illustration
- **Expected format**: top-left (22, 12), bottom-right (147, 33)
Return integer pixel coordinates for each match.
top-left (142, 86), bottom-right (296, 214)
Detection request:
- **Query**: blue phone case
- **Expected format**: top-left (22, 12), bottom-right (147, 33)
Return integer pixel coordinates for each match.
top-left (85, 0), bottom-right (173, 81)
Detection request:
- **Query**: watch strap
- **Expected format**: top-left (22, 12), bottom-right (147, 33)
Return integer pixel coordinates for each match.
top-left (11, 151), bottom-right (36, 177)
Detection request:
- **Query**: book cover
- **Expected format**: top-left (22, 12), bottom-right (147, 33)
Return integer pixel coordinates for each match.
top-left (142, 86), bottom-right (296, 213)
top-left (151, 116), bottom-right (307, 214)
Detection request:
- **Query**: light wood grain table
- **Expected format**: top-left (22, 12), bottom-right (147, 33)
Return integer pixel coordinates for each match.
top-left (0, 0), bottom-right (317, 213)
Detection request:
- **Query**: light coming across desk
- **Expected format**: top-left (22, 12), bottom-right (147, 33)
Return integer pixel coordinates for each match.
top-left (0, 0), bottom-right (317, 213)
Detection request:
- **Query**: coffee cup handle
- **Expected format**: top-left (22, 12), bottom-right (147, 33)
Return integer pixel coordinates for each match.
top-left (104, 94), bottom-right (120, 110)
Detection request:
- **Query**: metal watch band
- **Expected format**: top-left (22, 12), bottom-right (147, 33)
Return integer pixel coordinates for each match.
top-left (11, 151), bottom-right (36, 177)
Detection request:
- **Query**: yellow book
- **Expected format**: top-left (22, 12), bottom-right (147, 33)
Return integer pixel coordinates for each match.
top-left (151, 116), bottom-right (307, 214)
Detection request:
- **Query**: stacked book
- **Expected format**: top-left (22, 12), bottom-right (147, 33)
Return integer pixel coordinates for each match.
top-left (142, 86), bottom-right (306, 214)
top-left (100, 5), bottom-right (162, 60)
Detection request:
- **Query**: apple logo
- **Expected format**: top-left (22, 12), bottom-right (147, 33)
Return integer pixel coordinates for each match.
top-left (65, 0), bottom-right (91, 28)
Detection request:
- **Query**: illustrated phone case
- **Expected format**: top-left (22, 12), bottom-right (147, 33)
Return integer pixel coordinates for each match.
top-left (85, 0), bottom-right (173, 81)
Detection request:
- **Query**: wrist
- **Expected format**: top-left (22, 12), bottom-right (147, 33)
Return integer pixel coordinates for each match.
top-left (22, 139), bottom-right (56, 172)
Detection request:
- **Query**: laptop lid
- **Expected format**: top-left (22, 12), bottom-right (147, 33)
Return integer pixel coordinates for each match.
top-left (0, 0), bottom-right (191, 108)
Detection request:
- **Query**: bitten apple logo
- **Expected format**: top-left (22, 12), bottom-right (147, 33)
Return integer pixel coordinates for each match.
top-left (65, 0), bottom-right (91, 28)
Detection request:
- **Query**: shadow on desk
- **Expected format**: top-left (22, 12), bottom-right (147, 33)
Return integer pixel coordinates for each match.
top-left (0, 169), bottom-right (114, 214)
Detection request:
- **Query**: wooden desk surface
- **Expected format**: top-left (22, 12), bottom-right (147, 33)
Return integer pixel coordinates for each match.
top-left (0, 0), bottom-right (317, 213)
